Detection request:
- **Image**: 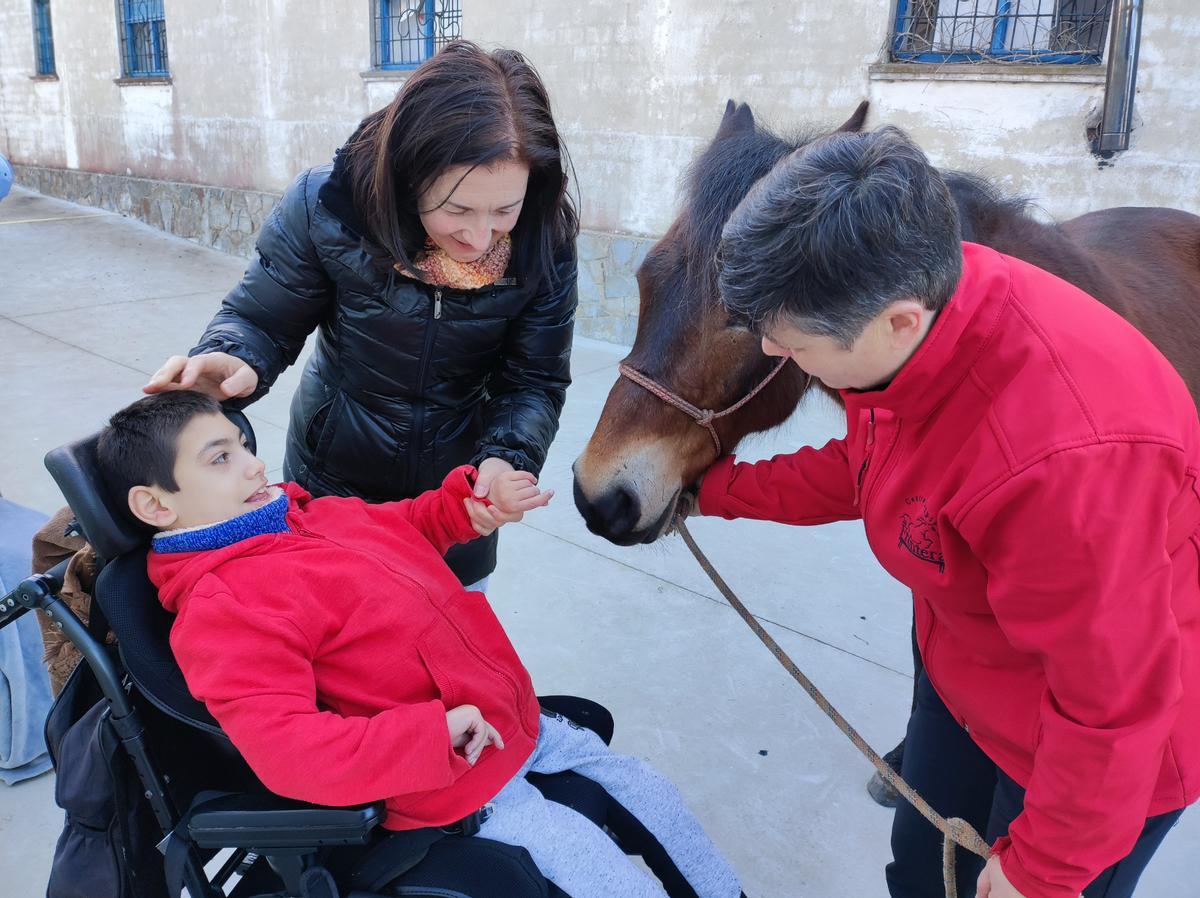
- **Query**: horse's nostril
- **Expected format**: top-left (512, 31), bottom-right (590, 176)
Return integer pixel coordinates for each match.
top-left (603, 485), bottom-right (639, 534)
top-left (573, 478), bottom-right (642, 540)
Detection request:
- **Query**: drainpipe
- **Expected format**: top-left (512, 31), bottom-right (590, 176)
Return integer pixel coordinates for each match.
top-left (1092, 0), bottom-right (1144, 157)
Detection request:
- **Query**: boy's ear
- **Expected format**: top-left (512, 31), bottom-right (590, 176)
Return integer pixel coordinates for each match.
top-left (128, 486), bottom-right (178, 529)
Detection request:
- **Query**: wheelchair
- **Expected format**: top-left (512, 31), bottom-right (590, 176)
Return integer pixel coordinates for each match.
top-left (1, 412), bottom-right (643, 898)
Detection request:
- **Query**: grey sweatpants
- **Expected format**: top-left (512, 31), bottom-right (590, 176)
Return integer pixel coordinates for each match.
top-left (475, 710), bottom-right (741, 898)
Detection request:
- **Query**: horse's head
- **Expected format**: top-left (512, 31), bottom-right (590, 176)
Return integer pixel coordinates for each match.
top-left (572, 99), bottom-right (868, 545)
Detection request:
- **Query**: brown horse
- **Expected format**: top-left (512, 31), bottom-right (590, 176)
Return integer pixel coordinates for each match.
top-left (573, 100), bottom-right (1200, 546)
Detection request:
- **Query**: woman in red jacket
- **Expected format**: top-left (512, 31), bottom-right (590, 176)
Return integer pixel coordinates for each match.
top-left (699, 126), bottom-right (1198, 898)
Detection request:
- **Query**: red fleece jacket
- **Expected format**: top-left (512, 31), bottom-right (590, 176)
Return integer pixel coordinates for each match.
top-left (700, 243), bottom-right (1200, 898)
top-left (148, 466), bottom-right (540, 830)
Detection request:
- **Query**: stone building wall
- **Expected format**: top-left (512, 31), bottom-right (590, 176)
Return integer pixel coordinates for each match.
top-left (4, 1), bottom-right (1199, 344)
top-left (14, 161), bottom-right (653, 343)
top-left (14, 163), bottom-right (277, 259)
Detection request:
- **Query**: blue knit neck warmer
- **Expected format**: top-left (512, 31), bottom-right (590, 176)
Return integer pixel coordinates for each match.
top-left (153, 491), bottom-right (290, 554)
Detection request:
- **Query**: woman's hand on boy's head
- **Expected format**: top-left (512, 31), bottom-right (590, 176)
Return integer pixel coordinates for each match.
top-left (144, 352), bottom-right (259, 399)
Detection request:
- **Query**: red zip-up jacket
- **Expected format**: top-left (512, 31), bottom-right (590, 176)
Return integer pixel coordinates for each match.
top-left (699, 243), bottom-right (1200, 898)
top-left (147, 467), bottom-right (540, 830)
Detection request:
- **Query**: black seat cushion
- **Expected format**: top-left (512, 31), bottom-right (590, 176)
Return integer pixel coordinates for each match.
top-left (387, 837), bottom-right (554, 897)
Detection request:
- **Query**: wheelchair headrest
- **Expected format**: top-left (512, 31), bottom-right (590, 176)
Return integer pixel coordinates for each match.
top-left (44, 409), bottom-right (257, 563)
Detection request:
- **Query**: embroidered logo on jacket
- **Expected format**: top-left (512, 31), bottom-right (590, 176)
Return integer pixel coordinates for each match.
top-left (899, 497), bottom-right (945, 573)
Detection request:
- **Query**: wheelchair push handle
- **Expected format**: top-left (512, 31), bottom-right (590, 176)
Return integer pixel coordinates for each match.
top-left (0, 556), bottom-right (138, 721)
top-left (0, 556), bottom-right (70, 630)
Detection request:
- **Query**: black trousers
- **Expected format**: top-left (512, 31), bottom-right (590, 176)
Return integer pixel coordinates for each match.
top-left (886, 675), bottom-right (1185, 898)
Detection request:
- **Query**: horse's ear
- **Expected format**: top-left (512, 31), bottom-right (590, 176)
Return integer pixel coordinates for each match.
top-left (836, 100), bottom-right (870, 133)
top-left (715, 100), bottom-right (755, 141)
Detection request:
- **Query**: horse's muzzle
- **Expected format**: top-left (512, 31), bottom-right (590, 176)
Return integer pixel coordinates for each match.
top-left (572, 475), bottom-right (677, 546)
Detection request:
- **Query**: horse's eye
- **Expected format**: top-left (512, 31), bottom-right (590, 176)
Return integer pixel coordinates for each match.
top-left (723, 312), bottom-right (754, 334)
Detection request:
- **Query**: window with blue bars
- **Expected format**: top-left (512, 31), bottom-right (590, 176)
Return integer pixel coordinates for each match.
top-left (32, 0), bottom-right (56, 76)
top-left (117, 0), bottom-right (169, 78)
top-left (892, 0), bottom-right (1113, 64)
top-left (373, 0), bottom-right (461, 70)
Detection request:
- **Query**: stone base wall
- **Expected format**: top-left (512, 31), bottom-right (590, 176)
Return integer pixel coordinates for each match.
top-left (13, 164), bottom-right (648, 346)
top-left (15, 164), bottom-right (279, 259)
top-left (576, 230), bottom-right (652, 345)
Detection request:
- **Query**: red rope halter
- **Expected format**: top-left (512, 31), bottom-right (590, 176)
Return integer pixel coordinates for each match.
top-left (616, 357), bottom-right (794, 457)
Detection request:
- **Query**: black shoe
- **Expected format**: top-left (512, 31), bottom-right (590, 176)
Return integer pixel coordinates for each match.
top-left (867, 739), bottom-right (905, 808)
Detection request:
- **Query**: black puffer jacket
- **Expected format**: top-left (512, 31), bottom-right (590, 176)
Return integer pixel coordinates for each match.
top-left (190, 156), bottom-right (577, 585)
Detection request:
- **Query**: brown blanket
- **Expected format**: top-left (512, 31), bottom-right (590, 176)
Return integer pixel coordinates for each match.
top-left (30, 507), bottom-right (107, 694)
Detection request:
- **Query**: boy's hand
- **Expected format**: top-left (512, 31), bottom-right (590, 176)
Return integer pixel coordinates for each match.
top-left (463, 469), bottom-right (553, 535)
top-left (445, 704), bottom-right (505, 765)
top-left (464, 497), bottom-right (500, 537)
top-left (484, 470), bottom-right (553, 524)
top-left (473, 458), bottom-right (554, 522)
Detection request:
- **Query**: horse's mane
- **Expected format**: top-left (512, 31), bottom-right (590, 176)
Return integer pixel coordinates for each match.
top-left (673, 119), bottom-right (831, 299)
top-left (941, 171), bottom-right (1036, 243)
top-left (650, 102), bottom-right (1099, 347)
top-left (670, 119), bottom-right (1049, 309)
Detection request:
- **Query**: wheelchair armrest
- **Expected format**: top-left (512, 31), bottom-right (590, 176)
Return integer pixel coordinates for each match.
top-left (186, 792), bottom-right (384, 849)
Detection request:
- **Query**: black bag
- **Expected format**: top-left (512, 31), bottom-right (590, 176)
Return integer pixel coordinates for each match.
top-left (44, 665), bottom-right (167, 898)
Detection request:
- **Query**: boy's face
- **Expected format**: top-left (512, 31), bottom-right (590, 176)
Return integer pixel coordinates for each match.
top-left (129, 412), bottom-right (277, 531)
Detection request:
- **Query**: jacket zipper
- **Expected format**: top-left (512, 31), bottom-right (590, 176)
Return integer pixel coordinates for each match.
top-left (853, 409), bottom-right (876, 507)
top-left (406, 288), bottom-right (442, 495)
top-left (290, 521), bottom-right (326, 542)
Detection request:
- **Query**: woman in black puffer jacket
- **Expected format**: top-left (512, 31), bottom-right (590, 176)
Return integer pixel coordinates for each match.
top-left (144, 41), bottom-right (578, 588)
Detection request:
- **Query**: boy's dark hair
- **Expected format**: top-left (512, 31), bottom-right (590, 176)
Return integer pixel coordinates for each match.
top-left (96, 391), bottom-right (224, 504)
top-left (345, 39), bottom-right (579, 292)
top-left (717, 125), bottom-right (962, 348)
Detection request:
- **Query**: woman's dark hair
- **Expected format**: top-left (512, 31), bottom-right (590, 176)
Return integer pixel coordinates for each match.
top-left (345, 40), bottom-right (578, 290)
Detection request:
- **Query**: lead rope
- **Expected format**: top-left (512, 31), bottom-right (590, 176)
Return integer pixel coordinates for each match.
top-left (675, 520), bottom-right (991, 898)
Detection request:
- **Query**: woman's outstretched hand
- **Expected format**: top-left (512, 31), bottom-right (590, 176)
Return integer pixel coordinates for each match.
top-left (144, 352), bottom-right (259, 400)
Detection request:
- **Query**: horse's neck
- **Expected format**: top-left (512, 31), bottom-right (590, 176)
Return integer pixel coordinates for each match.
top-left (968, 212), bottom-right (1113, 306)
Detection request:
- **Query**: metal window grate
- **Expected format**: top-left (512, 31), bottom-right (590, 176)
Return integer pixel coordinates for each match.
top-left (117, 0), bottom-right (169, 77)
top-left (893, 0), bottom-right (1113, 64)
top-left (32, 0), bottom-right (56, 76)
top-left (373, 0), bottom-right (461, 70)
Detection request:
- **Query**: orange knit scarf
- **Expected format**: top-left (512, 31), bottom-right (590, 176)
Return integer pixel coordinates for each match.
top-left (400, 234), bottom-right (513, 290)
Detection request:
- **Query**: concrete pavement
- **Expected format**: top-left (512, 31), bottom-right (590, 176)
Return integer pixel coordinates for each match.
top-left (0, 188), bottom-right (1192, 896)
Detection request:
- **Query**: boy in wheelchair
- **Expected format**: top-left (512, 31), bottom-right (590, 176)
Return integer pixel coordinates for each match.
top-left (94, 391), bottom-right (743, 898)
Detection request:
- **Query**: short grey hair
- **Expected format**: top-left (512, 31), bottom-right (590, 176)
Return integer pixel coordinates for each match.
top-left (717, 126), bottom-right (962, 347)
